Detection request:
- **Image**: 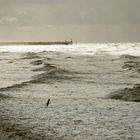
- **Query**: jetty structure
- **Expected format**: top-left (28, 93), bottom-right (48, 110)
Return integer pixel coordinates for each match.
top-left (0, 40), bottom-right (73, 45)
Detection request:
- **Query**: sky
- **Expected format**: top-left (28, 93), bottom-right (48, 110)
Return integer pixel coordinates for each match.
top-left (0, 0), bottom-right (140, 43)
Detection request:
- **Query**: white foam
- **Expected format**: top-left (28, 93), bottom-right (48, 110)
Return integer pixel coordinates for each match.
top-left (0, 43), bottom-right (140, 56)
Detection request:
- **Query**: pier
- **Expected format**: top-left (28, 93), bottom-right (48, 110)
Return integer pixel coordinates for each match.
top-left (0, 40), bottom-right (73, 45)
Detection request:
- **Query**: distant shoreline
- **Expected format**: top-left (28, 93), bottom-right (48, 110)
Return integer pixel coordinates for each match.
top-left (0, 41), bottom-right (73, 45)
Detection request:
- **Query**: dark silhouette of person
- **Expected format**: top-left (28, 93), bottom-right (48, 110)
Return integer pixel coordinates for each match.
top-left (46, 98), bottom-right (50, 107)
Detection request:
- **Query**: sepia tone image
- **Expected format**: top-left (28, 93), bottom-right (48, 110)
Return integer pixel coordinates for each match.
top-left (0, 0), bottom-right (140, 140)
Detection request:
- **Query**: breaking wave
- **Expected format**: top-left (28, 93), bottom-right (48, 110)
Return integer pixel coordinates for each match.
top-left (0, 62), bottom-right (78, 91)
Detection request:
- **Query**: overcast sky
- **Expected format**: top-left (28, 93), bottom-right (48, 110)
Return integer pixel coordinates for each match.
top-left (0, 0), bottom-right (140, 42)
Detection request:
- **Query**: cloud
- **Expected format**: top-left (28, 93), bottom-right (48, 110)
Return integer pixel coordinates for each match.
top-left (0, 0), bottom-right (140, 28)
top-left (15, 9), bottom-right (28, 16)
top-left (0, 16), bottom-right (18, 25)
top-left (0, 0), bottom-right (140, 42)
top-left (0, 0), bottom-right (140, 27)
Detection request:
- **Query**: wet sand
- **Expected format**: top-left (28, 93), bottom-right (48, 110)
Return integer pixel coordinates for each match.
top-left (0, 48), bottom-right (140, 140)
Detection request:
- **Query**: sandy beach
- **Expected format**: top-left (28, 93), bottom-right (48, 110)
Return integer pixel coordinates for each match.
top-left (0, 43), bottom-right (140, 140)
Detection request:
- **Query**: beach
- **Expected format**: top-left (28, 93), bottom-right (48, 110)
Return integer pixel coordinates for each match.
top-left (0, 43), bottom-right (140, 140)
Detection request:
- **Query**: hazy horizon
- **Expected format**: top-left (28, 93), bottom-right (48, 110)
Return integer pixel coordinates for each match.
top-left (0, 0), bottom-right (140, 43)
